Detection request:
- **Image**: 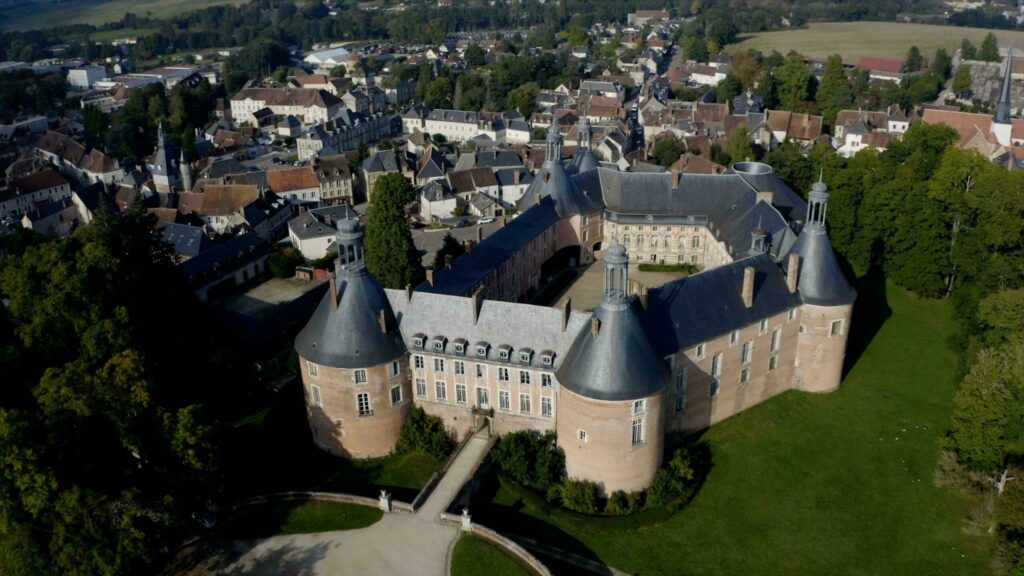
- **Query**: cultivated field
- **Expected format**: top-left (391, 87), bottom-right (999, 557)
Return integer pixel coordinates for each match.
top-left (728, 21), bottom-right (1024, 63)
top-left (0, 0), bottom-right (248, 31)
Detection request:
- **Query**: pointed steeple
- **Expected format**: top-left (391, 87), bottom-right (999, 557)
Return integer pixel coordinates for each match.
top-left (784, 175), bottom-right (856, 306)
top-left (179, 149), bottom-right (192, 192)
top-left (995, 47), bottom-right (1014, 125)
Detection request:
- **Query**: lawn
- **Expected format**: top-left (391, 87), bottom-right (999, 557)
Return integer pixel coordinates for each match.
top-left (226, 383), bottom-right (442, 502)
top-left (727, 21), bottom-right (1024, 64)
top-left (472, 272), bottom-right (995, 575)
top-left (217, 499), bottom-right (382, 539)
top-left (451, 535), bottom-right (538, 576)
top-left (0, 0), bottom-right (248, 31)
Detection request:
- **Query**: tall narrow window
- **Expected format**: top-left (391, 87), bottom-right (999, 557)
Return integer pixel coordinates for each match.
top-left (433, 358), bottom-right (445, 372)
top-left (631, 418), bottom-right (644, 446)
top-left (759, 319), bottom-right (768, 335)
top-left (307, 361), bottom-right (319, 377)
top-left (499, 367), bottom-right (510, 382)
top-left (696, 343), bottom-right (706, 359)
top-left (476, 364), bottom-right (487, 379)
top-left (456, 384), bottom-right (467, 404)
top-left (771, 328), bottom-right (782, 353)
top-left (578, 429), bottom-right (588, 442)
top-left (709, 380), bottom-right (720, 398)
top-left (354, 369), bottom-right (367, 384)
top-left (357, 392), bottom-right (372, 416)
top-left (520, 394), bottom-right (531, 414)
top-left (390, 361), bottom-right (400, 377)
top-left (541, 373), bottom-right (552, 387)
top-left (414, 355), bottom-right (424, 369)
top-left (675, 367), bottom-right (688, 412)
top-left (541, 396), bottom-right (552, 417)
top-left (742, 341), bottom-right (753, 365)
top-left (788, 308), bottom-right (797, 322)
top-left (711, 353), bottom-right (722, 377)
top-left (830, 320), bottom-right (844, 337)
top-left (415, 378), bottom-right (427, 397)
top-left (311, 384), bottom-right (322, 407)
top-left (455, 361), bottom-right (465, 375)
top-left (740, 367), bottom-right (751, 384)
top-left (390, 385), bottom-right (402, 405)
top-left (769, 355), bottom-right (779, 372)
top-left (499, 390), bottom-right (510, 411)
top-left (519, 370), bottom-right (531, 385)
top-left (730, 330), bottom-right (739, 345)
top-left (633, 399), bottom-right (645, 414)
top-left (435, 381), bottom-right (447, 401)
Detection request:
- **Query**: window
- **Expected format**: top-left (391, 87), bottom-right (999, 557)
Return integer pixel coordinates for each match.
top-left (578, 429), bottom-right (588, 442)
top-left (520, 393), bottom-right (531, 414)
top-left (830, 320), bottom-right (844, 337)
top-left (519, 351), bottom-right (531, 363)
top-left (771, 328), bottom-right (782, 353)
top-left (623, 234), bottom-right (631, 245)
top-left (740, 367), bottom-right (751, 384)
top-left (730, 330), bottom-right (739, 345)
top-left (499, 390), bottom-right (510, 411)
top-left (455, 360), bottom-right (465, 375)
top-left (541, 396), bottom-right (552, 417)
top-left (666, 235), bottom-right (673, 248)
top-left (454, 342), bottom-right (465, 354)
top-left (414, 355), bottom-right (424, 369)
top-left (433, 358), bottom-right (445, 372)
top-left (769, 355), bottom-right (779, 372)
top-left (307, 361), bottom-right (319, 377)
top-left (390, 361), bottom-right (400, 377)
top-left (541, 353), bottom-right (553, 366)
top-left (354, 369), bottom-right (367, 384)
top-left (651, 235), bottom-right (658, 248)
top-left (711, 353), bottom-right (722, 378)
top-left (499, 367), bottom-right (510, 382)
top-left (476, 345), bottom-right (488, 357)
top-left (357, 392), bottom-right (372, 416)
top-left (691, 255), bottom-right (697, 264)
top-left (476, 364), bottom-right (487, 379)
top-left (696, 343), bottom-right (706, 359)
top-left (637, 234), bottom-right (645, 248)
top-left (390, 385), bottom-right (402, 405)
top-left (311, 384), bottom-right (322, 407)
top-left (692, 236), bottom-right (700, 248)
top-left (759, 319), bottom-right (768, 335)
top-left (519, 370), bottom-right (531, 385)
top-left (415, 378), bottom-right (427, 397)
top-left (456, 384), bottom-right (467, 404)
top-left (710, 380), bottom-right (720, 398)
top-left (789, 308), bottom-right (797, 322)
top-left (675, 367), bottom-right (688, 412)
top-left (799, 324), bottom-right (808, 334)
top-left (541, 373), bottom-right (552, 387)
top-left (433, 339), bottom-right (444, 351)
top-left (633, 399), bottom-right (645, 414)
top-left (412, 336), bottom-right (424, 349)
top-left (498, 347), bottom-right (510, 360)
top-left (742, 341), bottom-right (753, 365)
top-left (631, 418), bottom-right (644, 446)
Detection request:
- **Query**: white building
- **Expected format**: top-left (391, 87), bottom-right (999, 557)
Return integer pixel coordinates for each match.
top-left (304, 46), bottom-right (352, 70)
top-left (67, 66), bottom-right (107, 90)
top-left (230, 88), bottom-right (343, 126)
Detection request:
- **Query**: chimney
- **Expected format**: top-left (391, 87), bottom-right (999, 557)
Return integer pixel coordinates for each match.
top-left (500, 215), bottom-right (507, 227)
top-left (640, 286), bottom-right (650, 310)
top-left (534, 192), bottom-right (541, 205)
top-left (514, 170), bottom-right (520, 184)
top-left (471, 286), bottom-right (483, 324)
top-left (405, 283), bottom-right (413, 302)
top-left (787, 253), bottom-right (800, 293)
top-left (476, 226), bottom-right (483, 242)
top-left (562, 297), bottom-right (572, 332)
top-left (378, 309), bottom-right (387, 332)
top-left (543, 171), bottom-right (551, 184)
top-left (672, 169), bottom-right (682, 188)
top-left (426, 269), bottom-right (435, 287)
top-left (444, 254), bottom-right (454, 269)
top-left (591, 317), bottom-right (601, 336)
top-left (742, 266), bottom-right (755, 308)
top-left (463, 240), bottom-right (474, 255)
top-left (329, 274), bottom-right (338, 309)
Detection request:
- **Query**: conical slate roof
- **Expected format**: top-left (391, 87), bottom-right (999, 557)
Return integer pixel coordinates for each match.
top-left (295, 222), bottom-right (406, 367)
top-left (516, 130), bottom-right (602, 217)
top-left (784, 180), bottom-right (856, 306)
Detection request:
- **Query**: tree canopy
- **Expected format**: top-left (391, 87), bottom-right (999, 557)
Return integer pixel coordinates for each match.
top-left (365, 174), bottom-right (424, 289)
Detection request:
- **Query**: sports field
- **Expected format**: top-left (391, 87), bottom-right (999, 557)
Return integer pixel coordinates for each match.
top-left (0, 0), bottom-right (248, 31)
top-left (728, 21), bottom-right (1024, 63)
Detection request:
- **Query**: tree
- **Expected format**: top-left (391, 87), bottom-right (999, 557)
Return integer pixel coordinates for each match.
top-left (933, 48), bottom-right (953, 80)
top-left (961, 38), bottom-right (978, 60)
top-left (464, 44), bottom-right (486, 67)
top-left (652, 134), bottom-right (683, 167)
top-left (365, 173), bottom-right (423, 289)
top-left (682, 35), bottom-right (709, 62)
top-left (904, 46), bottom-right (924, 73)
top-left (505, 82), bottom-right (539, 116)
top-left (816, 54), bottom-right (854, 123)
top-left (775, 50), bottom-right (814, 110)
top-left (726, 126), bottom-right (754, 163)
top-left (423, 76), bottom-right (453, 109)
top-left (329, 64), bottom-right (346, 77)
top-left (953, 66), bottom-right (973, 96)
top-left (979, 32), bottom-right (1000, 62)
top-left (951, 344), bottom-right (1024, 472)
top-left (716, 74), bottom-right (742, 104)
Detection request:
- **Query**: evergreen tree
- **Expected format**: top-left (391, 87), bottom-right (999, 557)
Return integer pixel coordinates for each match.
top-left (365, 173), bottom-right (424, 289)
top-left (726, 126), bottom-right (754, 163)
top-left (816, 55), bottom-right (854, 123)
top-left (905, 46), bottom-right (924, 72)
top-left (933, 48), bottom-right (953, 80)
top-left (979, 32), bottom-right (1000, 62)
top-left (961, 38), bottom-right (977, 60)
top-left (953, 65), bottom-right (973, 96)
top-left (775, 50), bottom-right (813, 110)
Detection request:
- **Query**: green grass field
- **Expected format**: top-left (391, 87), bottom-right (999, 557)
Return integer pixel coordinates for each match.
top-left (728, 21), bottom-right (1024, 64)
top-left (218, 499), bottom-right (383, 539)
top-left (0, 0), bottom-right (248, 32)
top-left (451, 535), bottom-right (538, 576)
top-left (474, 273), bottom-right (995, 575)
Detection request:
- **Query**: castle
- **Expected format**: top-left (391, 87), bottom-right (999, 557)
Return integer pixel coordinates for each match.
top-left (294, 125), bottom-right (855, 495)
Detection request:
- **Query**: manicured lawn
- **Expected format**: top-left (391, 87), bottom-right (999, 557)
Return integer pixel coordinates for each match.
top-left (474, 273), bottom-right (995, 575)
top-left (218, 499), bottom-right (382, 539)
top-left (727, 21), bottom-right (1024, 63)
top-left (451, 535), bottom-right (538, 576)
top-left (0, 0), bottom-right (248, 31)
top-left (226, 385), bottom-right (442, 502)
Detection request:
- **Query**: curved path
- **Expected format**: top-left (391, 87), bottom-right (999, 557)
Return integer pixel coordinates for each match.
top-left (176, 431), bottom-right (492, 576)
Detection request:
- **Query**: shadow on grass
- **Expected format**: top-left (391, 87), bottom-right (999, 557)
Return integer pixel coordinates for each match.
top-left (843, 266), bottom-right (892, 378)
top-left (216, 497), bottom-right (382, 540)
top-left (169, 539), bottom-right (333, 576)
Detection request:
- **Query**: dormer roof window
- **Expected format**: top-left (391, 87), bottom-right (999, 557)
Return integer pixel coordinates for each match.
top-left (518, 348), bottom-right (533, 364)
top-left (432, 336), bottom-right (446, 351)
top-left (476, 342), bottom-right (489, 358)
top-left (412, 333), bottom-right (426, 349)
top-left (453, 338), bottom-right (467, 355)
top-left (498, 344), bottom-right (512, 361)
top-left (540, 350), bottom-right (555, 366)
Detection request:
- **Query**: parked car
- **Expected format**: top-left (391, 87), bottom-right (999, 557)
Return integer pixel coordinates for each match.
top-left (478, 217), bottom-right (495, 224)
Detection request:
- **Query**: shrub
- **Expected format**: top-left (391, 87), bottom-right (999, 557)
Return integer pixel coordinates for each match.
top-left (269, 247), bottom-right (303, 278)
top-left (395, 405), bottom-right (452, 461)
top-left (604, 490), bottom-right (628, 515)
top-left (626, 490), bottom-right (645, 513)
top-left (637, 263), bottom-right (700, 274)
top-left (560, 478), bottom-right (600, 514)
top-left (491, 430), bottom-right (565, 494)
top-left (648, 446), bottom-right (698, 507)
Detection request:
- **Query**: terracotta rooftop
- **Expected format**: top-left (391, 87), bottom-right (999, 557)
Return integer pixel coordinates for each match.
top-left (266, 166), bottom-right (319, 192)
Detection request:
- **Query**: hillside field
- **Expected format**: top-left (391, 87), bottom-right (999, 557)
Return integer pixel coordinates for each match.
top-left (0, 0), bottom-right (248, 32)
top-left (728, 21), bottom-right (1024, 63)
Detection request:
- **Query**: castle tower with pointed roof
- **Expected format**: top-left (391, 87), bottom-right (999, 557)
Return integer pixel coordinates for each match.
top-left (151, 123), bottom-right (179, 193)
top-left (993, 47), bottom-right (1015, 146)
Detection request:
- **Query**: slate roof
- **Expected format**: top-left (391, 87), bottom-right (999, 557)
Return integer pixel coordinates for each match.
top-left (162, 223), bottom-right (212, 258)
top-left (179, 232), bottom-right (269, 284)
top-left (288, 204), bottom-right (357, 240)
top-left (385, 289), bottom-right (592, 372)
top-left (417, 197), bottom-right (561, 296)
top-left (643, 253), bottom-right (804, 355)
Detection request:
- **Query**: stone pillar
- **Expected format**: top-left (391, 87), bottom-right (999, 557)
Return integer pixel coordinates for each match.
top-left (460, 508), bottom-right (472, 531)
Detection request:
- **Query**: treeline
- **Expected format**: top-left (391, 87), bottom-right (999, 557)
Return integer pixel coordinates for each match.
top-left (766, 124), bottom-right (1024, 570)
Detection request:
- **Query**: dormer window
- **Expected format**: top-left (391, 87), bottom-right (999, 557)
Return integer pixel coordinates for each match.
top-left (476, 342), bottom-right (489, 358)
top-left (498, 345), bottom-right (512, 361)
top-left (412, 334), bottom-right (426, 349)
top-left (518, 348), bottom-right (533, 364)
top-left (432, 336), bottom-right (446, 352)
top-left (453, 339), bottom-right (467, 355)
top-left (540, 350), bottom-right (554, 366)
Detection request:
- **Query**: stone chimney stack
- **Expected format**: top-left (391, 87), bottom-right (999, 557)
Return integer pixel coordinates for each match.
top-left (444, 254), bottom-right (454, 269)
top-left (471, 286), bottom-right (483, 324)
top-left (329, 273), bottom-right (338, 309)
top-left (426, 269), bottom-right (435, 287)
top-left (378, 309), bottom-right (387, 332)
top-left (463, 240), bottom-right (474, 255)
top-left (742, 266), bottom-right (755, 308)
top-left (476, 226), bottom-right (483, 242)
top-left (405, 283), bottom-right (413, 302)
top-left (591, 317), bottom-right (601, 336)
top-left (562, 297), bottom-right (572, 332)
top-left (787, 253), bottom-right (800, 293)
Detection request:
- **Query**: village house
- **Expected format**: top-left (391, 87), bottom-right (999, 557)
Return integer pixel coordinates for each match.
top-left (230, 88), bottom-right (343, 126)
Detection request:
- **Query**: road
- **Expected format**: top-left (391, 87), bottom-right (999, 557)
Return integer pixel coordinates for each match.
top-left (411, 219), bottom-right (506, 267)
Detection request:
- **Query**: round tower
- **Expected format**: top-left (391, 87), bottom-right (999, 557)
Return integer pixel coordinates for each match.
top-left (556, 244), bottom-right (669, 495)
top-left (786, 177), bottom-right (856, 393)
top-left (294, 217), bottom-right (411, 458)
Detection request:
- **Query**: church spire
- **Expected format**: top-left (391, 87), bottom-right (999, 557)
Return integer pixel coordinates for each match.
top-left (995, 47), bottom-right (1014, 125)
